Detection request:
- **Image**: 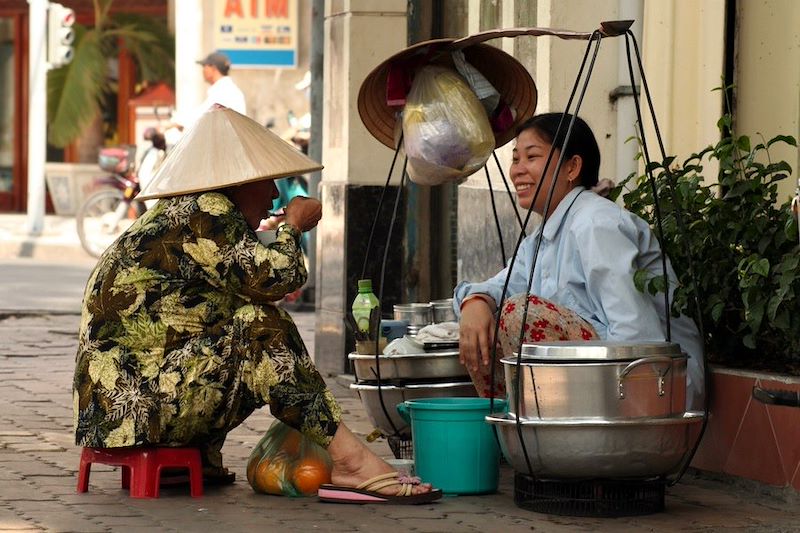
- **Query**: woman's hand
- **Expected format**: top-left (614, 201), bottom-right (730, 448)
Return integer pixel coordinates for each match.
top-left (284, 196), bottom-right (322, 232)
top-left (458, 296), bottom-right (497, 372)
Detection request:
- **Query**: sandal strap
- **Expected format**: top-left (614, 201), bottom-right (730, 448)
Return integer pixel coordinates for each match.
top-left (356, 472), bottom-right (400, 490)
top-left (357, 471), bottom-right (421, 497)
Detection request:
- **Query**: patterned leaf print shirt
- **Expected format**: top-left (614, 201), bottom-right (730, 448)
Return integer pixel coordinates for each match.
top-left (73, 192), bottom-right (310, 448)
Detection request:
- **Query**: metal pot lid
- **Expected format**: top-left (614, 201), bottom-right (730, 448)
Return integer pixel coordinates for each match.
top-left (510, 340), bottom-right (685, 362)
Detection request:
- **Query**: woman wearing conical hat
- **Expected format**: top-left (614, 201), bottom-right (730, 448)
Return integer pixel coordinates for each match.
top-left (72, 105), bottom-right (441, 504)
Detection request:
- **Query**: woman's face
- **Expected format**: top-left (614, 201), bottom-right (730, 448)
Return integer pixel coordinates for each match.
top-left (228, 179), bottom-right (280, 230)
top-left (511, 128), bottom-right (581, 217)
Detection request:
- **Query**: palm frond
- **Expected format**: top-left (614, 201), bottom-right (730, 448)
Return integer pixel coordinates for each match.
top-left (94, 0), bottom-right (114, 29)
top-left (111, 13), bottom-right (175, 85)
top-left (46, 2), bottom-right (175, 148)
top-left (47, 28), bottom-right (111, 147)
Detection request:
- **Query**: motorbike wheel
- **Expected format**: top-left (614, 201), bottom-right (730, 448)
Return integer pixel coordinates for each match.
top-left (76, 188), bottom-right (143, 258)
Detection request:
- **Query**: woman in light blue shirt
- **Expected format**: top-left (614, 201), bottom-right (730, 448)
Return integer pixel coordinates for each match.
top-left (454, 113), bottom-right (704, 409)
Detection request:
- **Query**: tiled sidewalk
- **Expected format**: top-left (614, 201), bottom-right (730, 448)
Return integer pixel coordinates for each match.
top-left (1, 312), bottom-right (798, 532)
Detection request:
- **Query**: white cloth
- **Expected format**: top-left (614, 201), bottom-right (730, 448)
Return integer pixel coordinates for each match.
top-left (415, 322), bottom-right (460, 343)
top-left (176, 76), bottom-right (247, 131)
top-left (453, 186), bottom-right (705, 410)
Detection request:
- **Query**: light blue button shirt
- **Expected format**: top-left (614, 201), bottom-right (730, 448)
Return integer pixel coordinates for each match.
top-left (454, 187), bottom-right (704, 409)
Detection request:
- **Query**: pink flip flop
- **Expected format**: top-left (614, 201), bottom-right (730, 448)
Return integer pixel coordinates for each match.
top-left (318, 472), bottom-right (443, 505)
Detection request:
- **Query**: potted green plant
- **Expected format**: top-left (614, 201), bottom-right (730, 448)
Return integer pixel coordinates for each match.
top-left (618, 91), bottom-right (800, 491)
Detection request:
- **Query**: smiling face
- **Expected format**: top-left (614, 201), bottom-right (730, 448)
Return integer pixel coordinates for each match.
top-left (511, 128), bottom-right (583, 217)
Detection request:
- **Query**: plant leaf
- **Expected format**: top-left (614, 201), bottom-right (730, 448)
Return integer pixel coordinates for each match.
top-left (47, 28), bottom-right (109, 147)
top-left (767, 134), bottom-right (797, 148)
top-left (752, 258), bottom-right (770, 277)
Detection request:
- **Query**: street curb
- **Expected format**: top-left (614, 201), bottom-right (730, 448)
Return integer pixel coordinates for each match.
top-left (0, 240), bottom-right (96, 263)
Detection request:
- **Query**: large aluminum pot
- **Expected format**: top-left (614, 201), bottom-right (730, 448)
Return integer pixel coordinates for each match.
top-left (351, 381), bottom-right (477, 438)
top-left (348, 350), bottom-right (468, 382)
top-left (487, 411), bottom-right (704, 478)
top-left (504, 341), bottom-right (687, 419)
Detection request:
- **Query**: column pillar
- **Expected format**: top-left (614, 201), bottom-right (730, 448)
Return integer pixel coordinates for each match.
top-left (314, 1), bottom-right (407, 375)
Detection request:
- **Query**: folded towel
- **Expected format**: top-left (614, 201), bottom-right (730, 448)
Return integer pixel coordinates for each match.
top-left (415, 322), bottom-right (459, 343)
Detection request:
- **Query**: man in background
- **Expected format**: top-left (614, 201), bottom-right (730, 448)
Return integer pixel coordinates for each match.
top-left (168, 51), bottom-right (247, 133)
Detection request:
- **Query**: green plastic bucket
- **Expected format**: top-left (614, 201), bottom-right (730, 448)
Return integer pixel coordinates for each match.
top-left (397, 397), bottom-right (507, 495)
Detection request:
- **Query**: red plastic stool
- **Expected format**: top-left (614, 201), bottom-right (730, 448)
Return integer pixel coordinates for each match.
top-left (77, 447), bottom-right (203, 498)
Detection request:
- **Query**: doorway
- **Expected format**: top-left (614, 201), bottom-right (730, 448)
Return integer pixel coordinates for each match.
top-left (0, 17), bottom-right (16, 209)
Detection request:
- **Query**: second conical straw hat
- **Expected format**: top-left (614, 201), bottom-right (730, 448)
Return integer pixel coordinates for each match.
top-left (137, 105), bottom-right (323, 201)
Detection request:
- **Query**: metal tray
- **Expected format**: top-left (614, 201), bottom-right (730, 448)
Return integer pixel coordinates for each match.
top-left (348, 350), bottom-right (468, 382)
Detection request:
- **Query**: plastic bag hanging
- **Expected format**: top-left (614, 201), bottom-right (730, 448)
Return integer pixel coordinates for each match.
top-left (402, 65), bottom-right (495, 186)
top-left (246, 420), bottom-right (333, 497)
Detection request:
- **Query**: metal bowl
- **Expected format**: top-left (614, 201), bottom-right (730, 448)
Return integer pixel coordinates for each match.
top-left (348, 351), bottom-right (468, 382)
top-left (486, 411), bottom-right (704, 479)
top-left (351, 381), bottom-right (477, 438)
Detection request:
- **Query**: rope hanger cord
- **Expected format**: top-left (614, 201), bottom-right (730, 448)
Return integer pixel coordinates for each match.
top-left (485, 167), bottom-right (507, 265)
top-left (494, 151), bottom-right (527, 233)
top-left (360, 131), bottom-right (404, 281)
top-left (352, 20), bottom-right (710, 461)
top-left (358, 20), bottom-right (634, 282)
top-left (372, 155), bottom-right (409, 438)
top-left (485, 150), bottom-right (528, 267)
top-left (624, 30), bottom-right (710, 487)
top-left (505, 31), bottom-right (605, 477)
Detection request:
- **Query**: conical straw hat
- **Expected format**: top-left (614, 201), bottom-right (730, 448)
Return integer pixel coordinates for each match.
top-left (137, 105), bottom-right (323, 201)
top-left (358, 38), bottom-right (537, 150)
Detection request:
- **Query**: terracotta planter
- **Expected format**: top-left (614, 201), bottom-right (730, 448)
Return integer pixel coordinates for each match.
top-left (691, 366), bottom-right (800, 492)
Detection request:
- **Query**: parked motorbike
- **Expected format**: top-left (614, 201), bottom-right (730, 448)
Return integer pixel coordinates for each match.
top-left (76, 129), bottom-right (166, 258)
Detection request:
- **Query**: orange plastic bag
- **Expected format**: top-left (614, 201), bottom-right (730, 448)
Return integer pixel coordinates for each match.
top-left (246, 420), bottom-right (333, 497)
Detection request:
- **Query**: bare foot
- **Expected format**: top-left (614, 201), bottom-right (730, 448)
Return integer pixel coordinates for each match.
top-left (326, 424), bottom-right (433, 496)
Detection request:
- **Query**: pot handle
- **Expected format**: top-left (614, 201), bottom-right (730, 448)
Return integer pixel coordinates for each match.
top-left (617, 355), bottom-right (673, 399)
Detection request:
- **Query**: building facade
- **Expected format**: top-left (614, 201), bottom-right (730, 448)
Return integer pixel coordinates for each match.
top-left (312, 0), bottom-right (800, 374)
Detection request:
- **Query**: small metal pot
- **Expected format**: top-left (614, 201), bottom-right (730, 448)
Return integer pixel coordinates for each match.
top-left (394, 303), bottom-right (433, 325)
top-left (430, 299), bottom-right (457, 323)
top-left (351, 381), bottom-right (477, 437)
top-left (486, 411), bottom-right (704, 478)
top-left (504, 341), bottom-right (687, 419)
top-left (348, 350), bottom-right (468, 382)
top-left (394, 303), bottom-right (433, 335)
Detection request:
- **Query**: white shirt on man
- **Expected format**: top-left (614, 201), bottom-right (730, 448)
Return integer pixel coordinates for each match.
top-left (176, 76), bottom-right (247, 132)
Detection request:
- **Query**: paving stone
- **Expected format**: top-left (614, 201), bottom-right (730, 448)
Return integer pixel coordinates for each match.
top-left (6, 442), bottom-right (66, 452)
top-left (25, 511), bottom-right (108, 533)
top-left (0, 506), bottom-right (41, 531)
top-left (3, 312), bottom-right (800, 531)
top-left (93, 515), bottom-right (171, 530)
top-left (59, 493), bottom-right (126, 506)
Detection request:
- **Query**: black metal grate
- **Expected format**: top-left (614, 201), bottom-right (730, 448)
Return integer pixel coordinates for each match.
top-left (514, 474), bottom-right (666, 517)
top-left (387, 435), bottom-right (414, 460)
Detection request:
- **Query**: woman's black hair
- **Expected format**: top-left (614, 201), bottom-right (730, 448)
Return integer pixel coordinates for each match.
top-left (515, 112), bottom-right (600, 188)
